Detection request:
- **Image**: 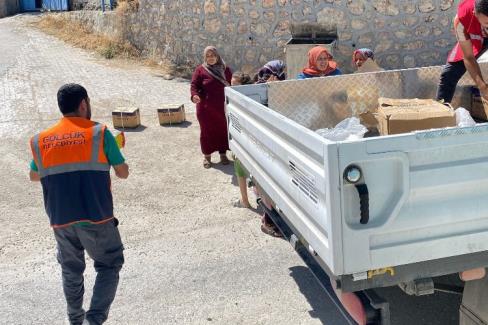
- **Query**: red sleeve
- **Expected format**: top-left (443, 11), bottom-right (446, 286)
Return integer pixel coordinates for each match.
top-left (190, 65), bottom-right (203, 99)
top-left (457, 0), bottom-right (474, 30)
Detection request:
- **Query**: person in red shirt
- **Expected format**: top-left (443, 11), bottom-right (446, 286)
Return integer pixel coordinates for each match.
top-left (437, 0), bottom-right (488, 103)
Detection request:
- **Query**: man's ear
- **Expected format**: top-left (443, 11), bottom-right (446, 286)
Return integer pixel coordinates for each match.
top-left (77, 98), bottom-right (88, 116)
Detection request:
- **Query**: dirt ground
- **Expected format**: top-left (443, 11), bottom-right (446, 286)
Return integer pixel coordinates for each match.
top-left (0, 14), bottom-right (349, 325)
top-left (0, 14), bottom-right (464, 325)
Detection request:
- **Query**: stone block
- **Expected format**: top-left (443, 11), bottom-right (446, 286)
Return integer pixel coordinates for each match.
top-left (250, 10), bottom-right (260, 19)
top-left (347, 0), bottom-right (366, 15)
top-left (358, 32), bottom-right (374, 44)
top-left (263, 0), bottom-right (275, 8)
top-left (440, 0), bottom-right (454, 11)
top-left (372, 0), bottom-right (399, 16)
top-left (204, 0), bottom-right (216, 14)
top-left (419, 0), bottom-right (435, 13)
top-left (204, 18), bottom-right (221, 33)
top-left (317, 7), bottom-right (347, 29)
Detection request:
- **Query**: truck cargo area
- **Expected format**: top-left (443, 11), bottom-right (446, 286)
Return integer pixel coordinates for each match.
top-left (226, 62), bottom-right (488, 324)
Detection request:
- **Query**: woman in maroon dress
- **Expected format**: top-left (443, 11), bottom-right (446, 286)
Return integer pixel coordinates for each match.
top-left (190, 46), bottom-right (232, 168)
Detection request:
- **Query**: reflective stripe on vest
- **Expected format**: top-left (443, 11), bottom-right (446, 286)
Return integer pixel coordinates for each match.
top-left (32, 123), bottom-right (109, 178)
top-left (470, 34), bottom-right (484, 41)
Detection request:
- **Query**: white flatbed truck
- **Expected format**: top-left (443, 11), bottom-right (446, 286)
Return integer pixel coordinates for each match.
top-left (225, 63), bottom-right (488, 324)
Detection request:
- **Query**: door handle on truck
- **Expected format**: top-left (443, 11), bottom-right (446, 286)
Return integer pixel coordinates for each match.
top-left (355, 184), bottom-right (369, 224)
top-left (344, 165), bottom-right (369, 225)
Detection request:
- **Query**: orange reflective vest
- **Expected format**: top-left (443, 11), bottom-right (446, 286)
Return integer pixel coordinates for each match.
top-left (30, 117), bottom-right (114, 228)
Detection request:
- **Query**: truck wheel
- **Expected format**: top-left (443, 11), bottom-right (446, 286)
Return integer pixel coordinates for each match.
top-left (330, 280), bottom-right (367, 325)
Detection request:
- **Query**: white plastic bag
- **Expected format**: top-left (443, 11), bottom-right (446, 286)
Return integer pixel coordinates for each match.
top-left (316, 117), bottom-right (368, 141)
top-left (455, 107), bottom-right (476, 127)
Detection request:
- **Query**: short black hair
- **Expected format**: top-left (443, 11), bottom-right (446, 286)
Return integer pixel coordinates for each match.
top-left (475, 0), bottom-right (488, 16)
top-left (232, 71), bottom-right (252, 85)
top-left (57, 83), bottom-right (88, 115)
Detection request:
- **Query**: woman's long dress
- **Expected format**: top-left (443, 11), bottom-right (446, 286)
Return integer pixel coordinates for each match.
top-left (190, 65), bottom-right (232, 155)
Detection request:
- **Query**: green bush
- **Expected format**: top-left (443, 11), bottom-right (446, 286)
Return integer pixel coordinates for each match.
top-left (99, 43), bottom-right (117, 59)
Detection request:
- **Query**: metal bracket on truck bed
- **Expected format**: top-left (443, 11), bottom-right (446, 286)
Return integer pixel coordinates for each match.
top-left (263, 204), bottom-right (391, 325)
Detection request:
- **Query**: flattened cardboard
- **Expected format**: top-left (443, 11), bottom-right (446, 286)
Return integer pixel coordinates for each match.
top-left (377, 98), bottom-right (456, 135)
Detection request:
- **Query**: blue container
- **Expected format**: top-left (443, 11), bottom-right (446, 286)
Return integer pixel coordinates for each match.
top-left (21, 0), bottom-right (37, 11)
top-left (42, 0), bottom-right (68, 11)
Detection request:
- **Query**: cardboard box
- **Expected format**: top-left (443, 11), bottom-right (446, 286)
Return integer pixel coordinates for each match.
top-left (470, 87), bottom-right (488, 120)
top-left (112, 107), bottom-right (141, 129)
top-left (377, 98), bottom-right (456, 136)
top-left (355, 58), bottom-right (384, 74)
top-left (158, 104), bottom-right (186, 125)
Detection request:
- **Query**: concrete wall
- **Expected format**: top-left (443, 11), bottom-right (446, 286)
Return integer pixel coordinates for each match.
top-left (70, 0), bottom-right (459, 75)
top-left (0, 0), bottom-right (20, 18)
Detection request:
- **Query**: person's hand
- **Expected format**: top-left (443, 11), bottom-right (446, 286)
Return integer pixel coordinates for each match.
top-left (479, 83), bottom-right (488, 101)
top-left (192, 95), bottom-right (201, 104)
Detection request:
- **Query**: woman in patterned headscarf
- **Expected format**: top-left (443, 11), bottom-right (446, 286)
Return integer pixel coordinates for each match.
top-left (256, 60), bottom-right (286, 83)
top-left (191, 46), bottom-right (232, 168)
top-left (352, 48), bottom-right (375, 69)
top-left (297, 46), bottom-right (342, 79)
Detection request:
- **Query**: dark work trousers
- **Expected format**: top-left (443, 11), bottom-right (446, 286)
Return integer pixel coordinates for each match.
top-left (54, 219), bottom-right (124, 325)
top-left (436, 40), bottom-right (488, 103)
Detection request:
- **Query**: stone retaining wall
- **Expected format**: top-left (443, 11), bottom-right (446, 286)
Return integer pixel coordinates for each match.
top-left (70, 0), bottom-right (459, 75)
top-left (72, 0), bottom-right (115, 10)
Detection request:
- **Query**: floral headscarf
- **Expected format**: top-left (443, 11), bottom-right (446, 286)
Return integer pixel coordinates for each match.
top-left (353, 48), bottom-right (375, 62)
top-left (256, 60), bottom-right (286, 84)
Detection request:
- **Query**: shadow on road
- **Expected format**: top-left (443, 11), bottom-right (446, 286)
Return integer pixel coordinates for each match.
top-left (289, 264), bottom-right (462, 325)
top-left (211, 160), bottom-right (235, 176)
top-left (115, 125), bottom-right (147, 132)
top-left (289, 265), bottom-right (349, 325)
top-left (158, 120), bottom-right (192, 128)
top-left (376, 285), bottom-right (461, 325)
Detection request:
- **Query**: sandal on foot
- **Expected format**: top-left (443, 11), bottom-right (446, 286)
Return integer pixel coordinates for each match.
top-left (261, 223), bottom-right (283, 238)
top-left (203, 158), bottom-right (211, 169)
top-left (233, 199), bottom-right (251, 208)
